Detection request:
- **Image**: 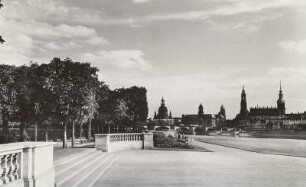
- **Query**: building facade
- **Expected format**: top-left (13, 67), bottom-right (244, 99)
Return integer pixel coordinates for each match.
top-left (235, 83), bottom-right (306, 130)
top-left (181, 103), bottom-right (226, 131)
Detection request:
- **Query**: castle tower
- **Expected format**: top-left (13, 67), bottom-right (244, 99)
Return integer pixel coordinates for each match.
top-left (277, 81), bottom-right (286, 116)
top-left (240, 86), bottom-right (248, 117)
top-left (198, 103), bottom-right (204, 117)
top-left (219, 104), bottom-right (226, 118)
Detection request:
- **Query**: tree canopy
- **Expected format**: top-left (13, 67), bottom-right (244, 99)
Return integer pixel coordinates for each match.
top-left (0, 58), bottom-right (149, 143)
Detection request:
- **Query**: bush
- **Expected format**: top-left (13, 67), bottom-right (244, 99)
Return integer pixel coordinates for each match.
top-left (153, 132), bottom-right (192, 149)
top-left (0, 132), bottom-right (19, 143)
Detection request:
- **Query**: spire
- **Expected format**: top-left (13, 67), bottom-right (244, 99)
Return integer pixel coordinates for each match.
top-left (219, 104), bottom-right (226, 118)
top-left (169, 111), bottom-right (172, 118)
top-left (240, 86), bottom-right (248, 117)
top-left (198, 103), bottom-right (204, 116)
top-left (161, 97), bottom-right (165, 105)
top-left (277, 81), bottom-right (285, 116)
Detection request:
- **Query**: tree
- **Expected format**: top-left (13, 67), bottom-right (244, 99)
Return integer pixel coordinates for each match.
top-left (0, 65), bottom-right (17, 142)
top-left (113, 86), bottom-right (148, 132)
top-left (13, 65), bottom-right (43, 141)
top-left (94, 82), bottom-right (110, 134)
top-left (114, 99), bottom-right (132, 133)
top-left (43, 58), bottom-right (74, 148)
top-left (43, 58), bottom-right (99, 147)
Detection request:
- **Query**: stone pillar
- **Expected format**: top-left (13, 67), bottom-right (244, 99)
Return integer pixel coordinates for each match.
top-left (23, 146), bottom-right (33, 187)
top-left (143, 133), bottom-right (154, 150)
top-left (95, 134), bottom-right (110, 152)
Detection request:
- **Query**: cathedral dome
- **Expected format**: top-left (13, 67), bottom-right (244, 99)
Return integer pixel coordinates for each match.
top-left (156, 97), bottom-right (169, 119)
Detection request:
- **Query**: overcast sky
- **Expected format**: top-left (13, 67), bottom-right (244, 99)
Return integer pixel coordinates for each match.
top-left (0, 0), bottom-right (306, 119)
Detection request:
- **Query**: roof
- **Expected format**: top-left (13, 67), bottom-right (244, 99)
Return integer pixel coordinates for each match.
top-left (249, 107), bottom-right (279, 117)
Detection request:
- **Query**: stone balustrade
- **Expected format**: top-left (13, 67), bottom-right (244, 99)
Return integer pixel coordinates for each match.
top-left (0, 146), bottom-right (22, 185)
top-left (95, 133), bottom-right (154, 152)
top-left (0, 142), bottom-right (55, 187)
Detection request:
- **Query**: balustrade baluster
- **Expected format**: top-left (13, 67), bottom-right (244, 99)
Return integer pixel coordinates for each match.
top-left (6, 154), bottom-right (13, 182)
top-left (2, 154), bottom-right (10, 183)
top-left (12, 153), bottom-right (19, 180)
top-left (0, 155), bottom-right (5, 185)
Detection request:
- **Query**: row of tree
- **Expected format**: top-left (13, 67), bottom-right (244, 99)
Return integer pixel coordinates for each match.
top-left (0, 58), bottom-right (148, 147)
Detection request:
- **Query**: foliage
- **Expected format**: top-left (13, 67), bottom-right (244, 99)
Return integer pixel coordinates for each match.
top-left (0, 57), bottom-right (148, 143)
top-left (114, 86), bottom-right (149, 122)
top-left (153, 132), bottom-right (192, 149)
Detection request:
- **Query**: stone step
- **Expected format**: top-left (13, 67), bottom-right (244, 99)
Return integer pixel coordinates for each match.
top-left (56, 153), bottom-right (117, 187)
top-left (54, 148), bottom-right (96, 167)
top-left (55, 150), bottom-right (103, 176)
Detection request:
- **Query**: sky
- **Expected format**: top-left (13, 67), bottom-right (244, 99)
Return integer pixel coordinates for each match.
top-left (0, 0), bottom-right (306, 119)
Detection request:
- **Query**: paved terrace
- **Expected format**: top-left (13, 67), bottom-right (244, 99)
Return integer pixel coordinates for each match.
top-left (54, 138), bottom-right (306, 187)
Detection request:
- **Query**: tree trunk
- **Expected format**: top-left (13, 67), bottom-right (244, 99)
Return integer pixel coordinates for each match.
top-left (79, 122), bottom-right (83, 137)
top-left (72, 120), bottom-right (75, 148)
top-left (20, 122), bottom-right (27, 142)
top-left (45, 131), bottom-right (48, 142)
top-left (34, 123), bottom-right (38, 141)
top-left (87, 117), bottom-right (92, 140)
top-left (2, 111), bottom-right (9, 142)
top-left (62, 121), bottom-right (68, 148)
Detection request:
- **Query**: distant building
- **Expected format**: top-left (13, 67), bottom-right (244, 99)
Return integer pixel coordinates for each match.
top-left (181, 103), bottom-right (226, 130)
top-left (235, 83), bottom-right (306, 130)
top-left (148, 97), bottom-right (178, 130)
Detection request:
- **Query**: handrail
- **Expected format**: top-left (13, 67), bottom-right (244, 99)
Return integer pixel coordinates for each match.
top-left (0, 142), bottom-right (55, 186)
top-left (0, 147), bottom-right (22, 185)
top-left (95, 133), bottom-right (154, 152)
top-left (108, 133), bottom-right (143, 143)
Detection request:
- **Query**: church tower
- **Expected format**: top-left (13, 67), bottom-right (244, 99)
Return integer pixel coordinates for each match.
top-left (219, 104), bottom-right (226, 119)
top-left (240, 86), bottom-right (248, 117)
top-left (277, 82), bottom-right (286, 116)
top-left (198, 103), bottom-right (204, 117)
top-left (156, 97), bottom-right (169, 119)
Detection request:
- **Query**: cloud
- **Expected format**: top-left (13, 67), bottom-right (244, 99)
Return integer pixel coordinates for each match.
top-left (279, 40), bottom-right (306, 54)
top-left (85, 35), bottom-right (110, 46)
top-left (132, 0), bottom-right (151, 3)
top-left (209, 13), bottom-right (283, 33)
top-left (78, 50), bottom-right (152, 71)
top-left (2, 0), bottom-right (100, 23)
top-left (0, 34), bottom-right (34, 65)
top-left (145, 0), bottom-right (305, 21)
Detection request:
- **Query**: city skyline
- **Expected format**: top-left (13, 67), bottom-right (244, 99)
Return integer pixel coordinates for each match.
top-left (0, 0), bottom-right (306, 119)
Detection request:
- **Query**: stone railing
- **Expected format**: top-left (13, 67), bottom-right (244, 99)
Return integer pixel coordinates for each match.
top-left (0, 146), bottom-right (22, 185)
top-left (0, 142), bottom-right (55, 187)
top-left (95, 133), bottom-right (154, 152)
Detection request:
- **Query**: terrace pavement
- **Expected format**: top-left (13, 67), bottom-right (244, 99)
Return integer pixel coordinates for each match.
top-left (54, 138), bottom-right (306, 187)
